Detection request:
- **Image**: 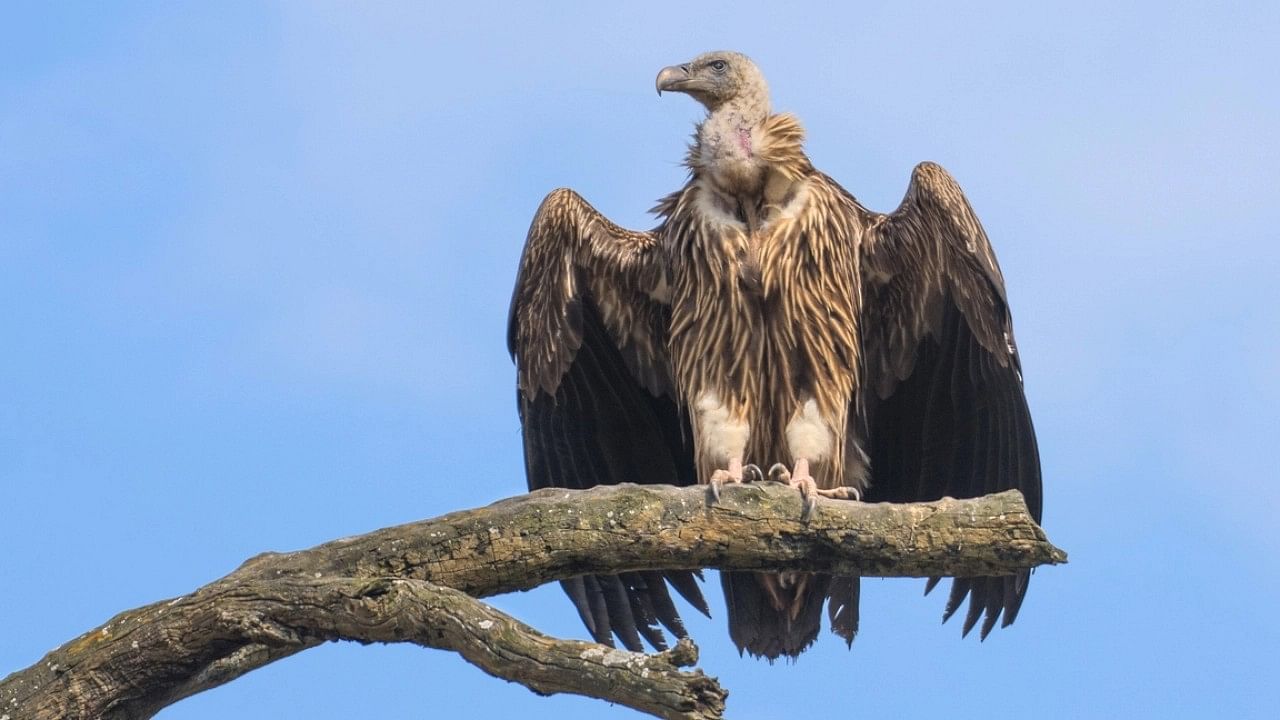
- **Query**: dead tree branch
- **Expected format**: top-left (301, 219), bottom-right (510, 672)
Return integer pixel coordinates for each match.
top-left (0, 484), bottom-right (1065, 720)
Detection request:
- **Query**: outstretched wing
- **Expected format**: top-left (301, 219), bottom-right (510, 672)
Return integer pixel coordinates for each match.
top-left (857, 162), bottom-right (1042, 639)
top-left (508, 188), bottom-right (709, 652)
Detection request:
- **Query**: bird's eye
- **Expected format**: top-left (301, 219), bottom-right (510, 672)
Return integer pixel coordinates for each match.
top-left (710, 60), bottom-right (727, 72)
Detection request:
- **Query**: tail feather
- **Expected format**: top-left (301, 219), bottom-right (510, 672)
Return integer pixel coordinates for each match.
top-left (722, 571), bottom-right (857, 660)
top-left (827, 575), bottom-right (860, 647)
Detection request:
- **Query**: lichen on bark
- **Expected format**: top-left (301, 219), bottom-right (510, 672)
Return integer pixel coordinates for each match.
top-left (0, 484), bottom-right (1064, 720)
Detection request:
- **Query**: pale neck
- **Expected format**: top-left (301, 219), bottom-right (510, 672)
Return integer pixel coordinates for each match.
top-left (702, 95), bottom-right (770, 133)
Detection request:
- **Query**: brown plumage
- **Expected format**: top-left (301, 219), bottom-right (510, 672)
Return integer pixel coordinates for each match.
top-left (508, 51), bottom-right (1042, 659)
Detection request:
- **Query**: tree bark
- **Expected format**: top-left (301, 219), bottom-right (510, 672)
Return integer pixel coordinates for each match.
top-left (0, 484), bottom-right (1065, 720)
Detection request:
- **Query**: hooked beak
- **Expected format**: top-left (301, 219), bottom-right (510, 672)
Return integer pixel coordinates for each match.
top-left (655, 64), bottom-right (692, 95)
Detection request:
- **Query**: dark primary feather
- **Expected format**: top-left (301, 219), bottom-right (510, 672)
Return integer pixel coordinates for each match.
top-left (856, 162), bottom-right (1042, 638)
top-left (509, 190), bottom-right (709, 652)
top-left (515, 302), bottom-right (710, 650)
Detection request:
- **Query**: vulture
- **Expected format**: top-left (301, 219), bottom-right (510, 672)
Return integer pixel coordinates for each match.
top-left (508, 51), bottom-right (1042, 660)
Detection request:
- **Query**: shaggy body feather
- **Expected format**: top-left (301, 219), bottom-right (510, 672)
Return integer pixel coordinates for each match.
top-left (660, 126), bottom-right (863, 489)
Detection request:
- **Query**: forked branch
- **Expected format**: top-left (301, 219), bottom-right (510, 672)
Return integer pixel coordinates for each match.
top-left (0, 484), bottom-right (1065, 720)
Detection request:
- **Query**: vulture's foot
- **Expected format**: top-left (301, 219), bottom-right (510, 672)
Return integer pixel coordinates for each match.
top-left (767, 459), bottom-right (862, 519)
top-left (708, 458), bottom-right (764, 503)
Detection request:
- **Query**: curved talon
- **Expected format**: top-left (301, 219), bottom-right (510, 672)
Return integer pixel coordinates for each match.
top-left (767, 462), bottom-right (791, 485)
top-left (742, 463), bottom-right (764, 484)
top-left (707, 458), bottom-right (748, 505)
top-left (765, 459), bottom-right (861, 519)
top-left (708, 468), bottom-right (729, 503)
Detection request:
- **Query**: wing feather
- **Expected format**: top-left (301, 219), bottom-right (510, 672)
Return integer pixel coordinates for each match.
top-left (510, 188), bottom-right (705, 651)
top-left (858, 162), bottom-right (1042, 637)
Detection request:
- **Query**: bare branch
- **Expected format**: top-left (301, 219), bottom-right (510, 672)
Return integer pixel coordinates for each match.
top-left (0, 484), bottom-right (1065, 720)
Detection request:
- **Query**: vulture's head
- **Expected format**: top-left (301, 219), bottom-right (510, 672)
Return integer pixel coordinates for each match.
top-left (655, 51), bottom-right (769, 114)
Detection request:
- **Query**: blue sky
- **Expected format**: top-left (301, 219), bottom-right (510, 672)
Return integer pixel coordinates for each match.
top-left (2, 2), bottom-right (1277, 718)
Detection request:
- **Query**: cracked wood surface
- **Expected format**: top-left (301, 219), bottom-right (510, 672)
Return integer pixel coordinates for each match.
top-left (0, 484), bottom-right (1065, 720)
